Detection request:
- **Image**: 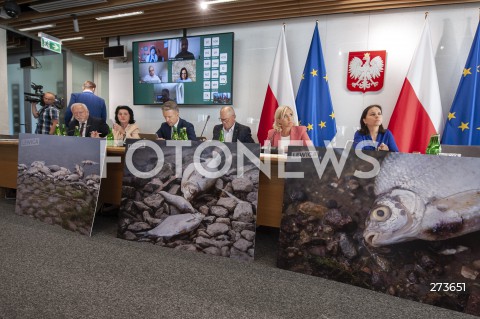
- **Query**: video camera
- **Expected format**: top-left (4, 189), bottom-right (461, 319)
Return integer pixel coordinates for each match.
top-left (24, 82), bottom-right (64, 109)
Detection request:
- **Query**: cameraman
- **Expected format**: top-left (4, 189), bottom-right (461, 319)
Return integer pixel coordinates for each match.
top-left (31, 92), bottom-right (59, 135)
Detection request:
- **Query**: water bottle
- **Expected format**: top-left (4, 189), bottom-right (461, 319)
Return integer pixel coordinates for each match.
top-left (74, 126), bottom-right (80, 137)
top-left (180, 127), bottom-right (188, 141)
top-left (106, 127), bottom-right (115, 146)
top-left (425, 134), bottom-right (441, 155)
top-left (219, 129), bottom-right (225, 142)
top-left (54, 124), bottom-right (61, 136)
top-left (172, 126), bottom-right (179, 140)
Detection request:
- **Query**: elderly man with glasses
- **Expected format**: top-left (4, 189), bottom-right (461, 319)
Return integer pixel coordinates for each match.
top-left (212, 106), bottom-right (255, 143)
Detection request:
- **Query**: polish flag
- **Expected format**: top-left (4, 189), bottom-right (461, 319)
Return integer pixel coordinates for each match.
top-left (257, 27), bottom-right (298, 145)
top-left (389, 17), bottom-right (444, 153)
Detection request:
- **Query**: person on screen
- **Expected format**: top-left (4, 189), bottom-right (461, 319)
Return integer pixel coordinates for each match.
top-left (67, 103), bottom-right (109, 138)
top-left (353, 104), bottom-right (398, 152)
top-left (145, 46), bottom-right (159, 63)
top-left (31, 91), bottom-right (59, 135)
top-left (65, 80), bottom-right (107, 125)
top-left (155, 101), bottom-right (196, 140)
top-left (266, 105), bottom-right (311, 151)
top-left (142, 66), bottom-right (161, 83)
top-left (158, 88), bottom-right (172, 103)
top-left (176, 67), bottom-right (192, 82)
top-left (174, 38), bottom-right (195, 60)
top-left (113, 105), bottom-right (140, 145)
top-left (213, 106), bottom-right (254, 143)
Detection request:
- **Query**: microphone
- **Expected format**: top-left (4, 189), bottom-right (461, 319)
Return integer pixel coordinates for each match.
top-left (199, 115), bottom-right (210, 141)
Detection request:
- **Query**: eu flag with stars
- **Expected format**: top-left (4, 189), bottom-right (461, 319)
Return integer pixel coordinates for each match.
top-left (295, 23), bottom-right (336, 147)
top-left (441, 22), bottom-right (480, 145)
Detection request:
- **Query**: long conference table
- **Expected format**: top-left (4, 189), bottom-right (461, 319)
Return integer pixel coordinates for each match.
top-left (0, 139), bottom-right (285, 228)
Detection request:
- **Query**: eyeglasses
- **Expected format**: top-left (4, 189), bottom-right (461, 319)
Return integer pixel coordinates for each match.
top-left (219, 117), bottom-right (231, 123)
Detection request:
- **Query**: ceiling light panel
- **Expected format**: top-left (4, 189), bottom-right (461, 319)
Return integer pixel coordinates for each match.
top-left (31, 0), bottom-right (172, 23)
top-left (96, 11), bottom-right (144, 21)
top-left (29, 0), bottom-right (107, 13)
top-left (19, 24), bottom-right (56, 31)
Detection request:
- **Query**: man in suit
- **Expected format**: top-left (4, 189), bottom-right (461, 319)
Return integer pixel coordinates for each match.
top-left (67, 103), bottom-right (109, 137)
top-left (156, 101), bottom-right (196, 140)
top-left (64, 81), bottom-right (107, 125)
top-left (212, 106), bottom-right (255, 143)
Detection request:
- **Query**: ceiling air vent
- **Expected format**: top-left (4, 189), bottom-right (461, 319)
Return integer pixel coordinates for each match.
top-left (29, 0), bottom-right (107, 13)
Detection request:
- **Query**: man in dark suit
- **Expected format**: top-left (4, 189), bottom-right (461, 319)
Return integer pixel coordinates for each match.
top-left (212, 106), bottom-right (255, 143)
top-left (67, 103), bottom-right (109, 137)
top-left (155, 101), bottom-right (196, 140)
top-left (64, 81), bottom-right (107, 125)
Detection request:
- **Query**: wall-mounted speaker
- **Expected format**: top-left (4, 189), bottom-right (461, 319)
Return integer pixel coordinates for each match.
top-left (20, 57), bottom-right (37, 69)
top-left (103, 45), bottom-right (126, 59)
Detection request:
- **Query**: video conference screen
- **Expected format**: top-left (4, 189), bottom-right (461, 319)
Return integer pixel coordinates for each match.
top-left (132, 32), bottom-right (234, 106)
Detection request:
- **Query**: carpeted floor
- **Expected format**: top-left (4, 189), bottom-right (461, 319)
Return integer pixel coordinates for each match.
top-left (0, 197), bottom-right (476, 319)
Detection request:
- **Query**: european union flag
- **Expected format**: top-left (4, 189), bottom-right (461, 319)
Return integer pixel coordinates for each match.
top-left (295, 23), bottom-right (336, 147)
top-left (441, 22), bottom-right (480, 145)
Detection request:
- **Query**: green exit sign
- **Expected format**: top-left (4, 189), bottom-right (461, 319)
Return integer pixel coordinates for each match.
top-left (41, 37), bottom-right (62, 54)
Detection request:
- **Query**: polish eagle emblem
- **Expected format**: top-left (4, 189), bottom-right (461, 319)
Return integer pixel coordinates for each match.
top-left (347, 51), bottom-right (386, 92)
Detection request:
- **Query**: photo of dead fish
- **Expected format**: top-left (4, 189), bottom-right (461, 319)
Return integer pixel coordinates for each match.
top-left (277, 148), bottom-right (480, 316)
top-left (15, 134), bottom-right (105, 236)
top-left (118, 140), bottom-right (260, 262)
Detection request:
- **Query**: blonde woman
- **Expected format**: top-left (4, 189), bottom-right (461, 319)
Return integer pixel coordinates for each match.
top-left (266, 105), bottom-right (311, 150)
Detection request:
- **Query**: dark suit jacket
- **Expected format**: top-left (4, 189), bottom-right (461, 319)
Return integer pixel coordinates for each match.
top-left (68, 116), bottom-right (109, 137)
top-left (212, 122), bottom-right (255, 143)
top-left (155, 118), bottom-right (197, 140)
top-left (65, 91), bottom-right (107, 124)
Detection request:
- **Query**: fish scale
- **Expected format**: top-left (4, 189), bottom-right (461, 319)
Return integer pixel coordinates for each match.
top-left (374, 153), bottom-right (480, 201)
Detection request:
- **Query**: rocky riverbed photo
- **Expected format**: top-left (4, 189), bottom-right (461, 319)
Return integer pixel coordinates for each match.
top-left (15, 134), bottom-right (104, 236)
top-left (118, 140), bottom-right (260, 262)
top-left (277, 148), bottom-right (480, 316)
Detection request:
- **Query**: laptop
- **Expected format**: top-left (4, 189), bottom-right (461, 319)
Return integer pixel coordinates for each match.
top-left (441, 145), bottom-right (480, 158)
top-left (138, 133), bottom-right (159, 140)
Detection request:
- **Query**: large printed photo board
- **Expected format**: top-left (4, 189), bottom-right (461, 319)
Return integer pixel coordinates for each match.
top-left (277, 147), bottom-right (480, 316)
top-left (15, 134), bottom-right (106, 236)
top-left (118, 140), bottom-right (260, 262)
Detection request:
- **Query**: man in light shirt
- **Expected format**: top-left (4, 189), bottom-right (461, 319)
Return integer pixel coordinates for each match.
top-left (142, 65), bottom-right (161, 83)
top-left (212, 106), bottom-right (255, 143)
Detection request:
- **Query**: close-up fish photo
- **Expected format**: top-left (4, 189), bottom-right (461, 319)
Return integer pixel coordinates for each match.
top-left (277, 148), bottom-right (480, 316)
top-left (117, 140), bottom-right (260, 262)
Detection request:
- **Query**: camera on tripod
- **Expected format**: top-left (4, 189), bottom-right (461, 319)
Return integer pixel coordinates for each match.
top-left (24, 82), bottom-right (64, 109)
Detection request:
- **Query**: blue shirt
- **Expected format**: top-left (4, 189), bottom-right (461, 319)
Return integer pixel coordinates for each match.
top-left (353, 129), bottom-right (399, 152)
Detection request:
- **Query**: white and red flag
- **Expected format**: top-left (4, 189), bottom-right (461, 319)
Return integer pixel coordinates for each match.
top-left (388, 17), bottom-right (444, 153)
top-left (257, 27), bottom-right (298, 145)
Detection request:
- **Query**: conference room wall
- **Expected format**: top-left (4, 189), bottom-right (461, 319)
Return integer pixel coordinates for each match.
top-left (109, 3), bottom-right (478, 145)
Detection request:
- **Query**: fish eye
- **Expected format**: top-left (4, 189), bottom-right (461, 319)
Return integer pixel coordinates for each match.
top-left (370, 206), bottom-right (391, 222)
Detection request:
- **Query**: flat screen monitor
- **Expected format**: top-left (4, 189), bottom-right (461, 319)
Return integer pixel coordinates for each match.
top-left (132, 32), bottom-right (234, 106)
